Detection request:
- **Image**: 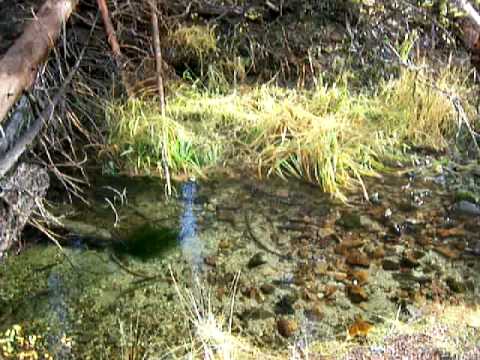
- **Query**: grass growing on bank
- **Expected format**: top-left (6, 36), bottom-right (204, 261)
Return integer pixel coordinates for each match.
top-left (106, 64), bottom-right (474, 198)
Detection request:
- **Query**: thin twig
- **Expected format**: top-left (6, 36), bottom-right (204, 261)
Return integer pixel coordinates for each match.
top-left (0, 46), bottom-right (86, 177)
top-left (148, 0), bottom-right (172, 197)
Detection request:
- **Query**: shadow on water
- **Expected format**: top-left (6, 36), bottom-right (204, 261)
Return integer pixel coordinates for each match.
top-left (113, 224), bottom-right (178, 261)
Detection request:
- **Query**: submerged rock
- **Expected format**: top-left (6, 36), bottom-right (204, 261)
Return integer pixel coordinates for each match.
top-left (346, 249), bottom-right (370, 267)
top-left (400, 251), bottom-right (420, 268)
top-left (260, 283), bottom-right (276, 295)
top-left (452, 201), bottom-right (480, 217)
top-left (347, 285), bottom-right (368, 303)
top-left (382, 259), bottom-right (400, 271)
top-left (305, 303), bottom-right (324, 321)
top-left (276, 318), bottom-right (298, 338)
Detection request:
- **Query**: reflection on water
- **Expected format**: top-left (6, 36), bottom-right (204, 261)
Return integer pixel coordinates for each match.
top-left (179, 179), bottom-right (203, 273)
top-left (46, 272), bottom-right (72, 359)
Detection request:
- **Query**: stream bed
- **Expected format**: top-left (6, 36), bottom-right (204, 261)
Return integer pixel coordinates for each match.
top-left (1, 164), bottom-right (480, 358)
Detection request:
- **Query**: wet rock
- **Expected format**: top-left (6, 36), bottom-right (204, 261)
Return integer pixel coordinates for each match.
top-left (384, 208), bottom-right (393, 219)
top-left (302, 288), bottom-right (317, 301)
top-left (347, 285), bottom-right (368, 303)
top-left (445, 277), bottom-right (466, 293)
top-left (218, 239), bottom-right (231, 250)
top-left (452, 201), bottom-right (480, 217)
top-left (248, 252), bottom-right (268, 268)
top-left (260, 283), bottom-right (276, 295)
top-left (277, 318), bottom-right (298, 338)
top-left (370, 192), bottom-right (381, 204)
top-left (465, 240), bottom-right (480, 256)
top-left (382, 259), bottom-right (400, 271)
top-left (346, 249), bottom-right (370, 268)
top-left (337, 212), bottom-right (361, 230)
top-left (390, 222), bottom-right (405, 236)
top-left (317, 227), bottom-right (335, 239)
top-left (216, 207), bottom-right (237, 225)
top-left (331, 271), bottom-right (348, 282)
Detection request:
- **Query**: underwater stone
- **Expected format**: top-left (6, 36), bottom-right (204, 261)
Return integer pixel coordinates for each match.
top-left (382, 259), bottom-right (400, 271)
top-left (453, 201), bottom-right (480, 217)
top-left (346, 249), bottom-right (370, 267)
top-left (277, 318), bottom-right (298, 338)
top-left (400, 251), bottom-right (420, 269)
top-left (260, 283), bottom-right (276, 295)
top-left (347, 285), bottom-right (368, 303)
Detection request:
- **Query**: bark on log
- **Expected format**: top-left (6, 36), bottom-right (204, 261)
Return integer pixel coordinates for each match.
top-left (452, 0), bottom-right (480, 28)
top-left (0, 163), bottom-right (49, 258)
top-left (0, 0), bottom-right (78, 125)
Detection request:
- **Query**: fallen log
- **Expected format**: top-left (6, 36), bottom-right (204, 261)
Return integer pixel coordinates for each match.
top-left (0, 0), bottom-right (78, 125)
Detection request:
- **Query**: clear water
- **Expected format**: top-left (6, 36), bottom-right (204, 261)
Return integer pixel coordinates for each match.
top-left (1, 169), bottom-right (479, 357)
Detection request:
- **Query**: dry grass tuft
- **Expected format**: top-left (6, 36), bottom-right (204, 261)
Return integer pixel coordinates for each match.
top-left (105, 63), bottom-right (474, 199)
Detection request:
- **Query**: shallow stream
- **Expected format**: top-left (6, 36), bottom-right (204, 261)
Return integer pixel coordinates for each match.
top-left (1, 164), bottom-right (480, 358)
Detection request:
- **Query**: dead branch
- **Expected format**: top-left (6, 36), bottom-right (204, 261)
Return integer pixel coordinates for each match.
top-left (96, 0), bottom-right (132, 96)
top-left (451, 0), bottom-right (480, 28)
top-left (0, 0), bottom-right (78, 125)
top-left (148, 0), bottom-right (166, 113)
top-left (96, 0), bottom-right (121, 57)
top-left (0, 49), bottom-right (85, 178)
top-left (148, 0), bottom-right (172, 196)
